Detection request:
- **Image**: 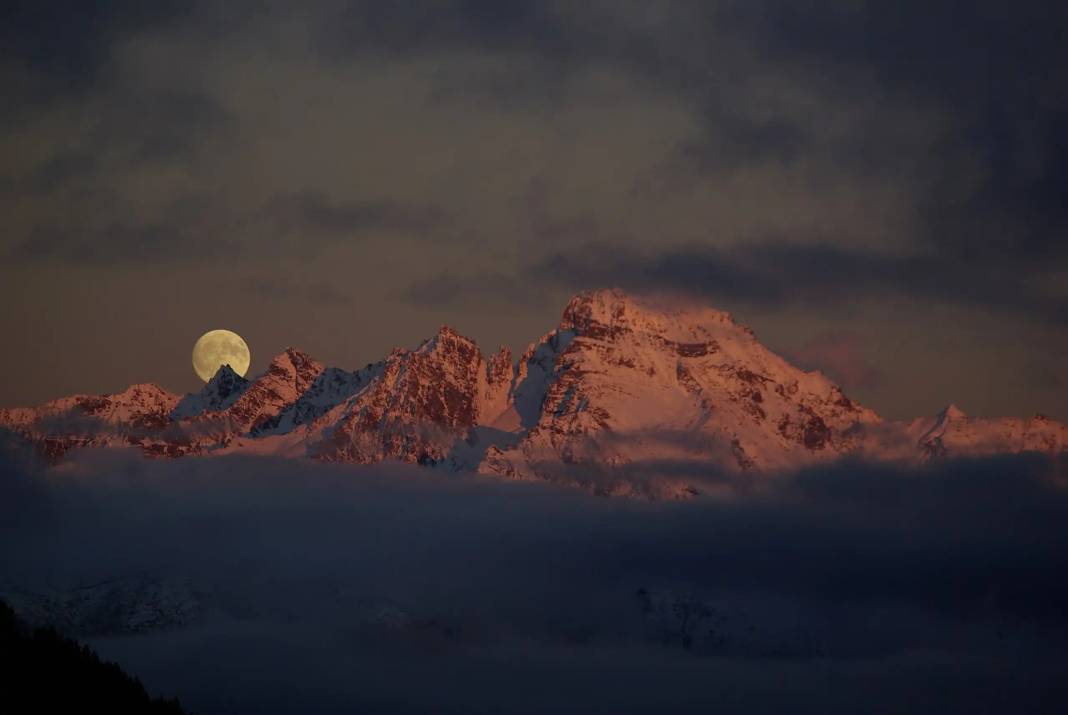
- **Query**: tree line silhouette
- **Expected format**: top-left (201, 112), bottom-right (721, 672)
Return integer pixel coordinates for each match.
top-left (0, 599), bottom-right (187, 713)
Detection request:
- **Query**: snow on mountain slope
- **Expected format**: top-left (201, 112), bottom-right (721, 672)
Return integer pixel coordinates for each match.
top-left (1, 288), bottom-right (1064, 490)
top-left (255, 364), bottom-right (377, 436)
top-left (906, 404), bottom-right (1068, 459)
top-left (1, 575), bottom-right (205, 637)
top-left (0, 383), bottom-right (181, 460)
top-left (0, 383), bottom-right (180, 431)
top-left (171, 365), bottom-right (250, 419)
top-left (479, 289), bottom-right (881, 494)
top-left (310, 326), bottom-right (512, 464)
top-left (167, 348), bottom-right (336, 454)
top-left (225, 348), bottom-right (326, 433)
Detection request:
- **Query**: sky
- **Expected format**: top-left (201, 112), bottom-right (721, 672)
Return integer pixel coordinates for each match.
top-left (2, 447), bottom-right (1067, 713)
top-left (2, 1), bottom-right (1066, 421)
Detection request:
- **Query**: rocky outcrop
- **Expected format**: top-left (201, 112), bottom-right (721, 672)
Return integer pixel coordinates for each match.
top-left (311, 326), bottom-right (516, 464)
top-left (2, 289), bottom-right (1065, 494)
top-left (479, 289), bottom-right (882, 493)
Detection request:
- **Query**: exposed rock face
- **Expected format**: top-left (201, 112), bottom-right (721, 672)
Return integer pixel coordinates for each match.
top-left (313, 326), bottom-right (508, 464)
top-left (227, 348), bottom-right (326, 433)
top-left (0, 383), bottom-right (182, 460)
top-left (256, 365), bottom-right (374, 436)
top-left (480, 289), bottom-right (882, 495)
top-left (171, 365), bottom-right (250, 419)
top-left (906, 404), bottom-right (1068, 460)
top-left (2, 289), bottom-right (1065, 495)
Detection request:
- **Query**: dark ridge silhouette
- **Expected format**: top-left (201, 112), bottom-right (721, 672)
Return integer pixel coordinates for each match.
top-left (0, 600), bottom-right (186, 714)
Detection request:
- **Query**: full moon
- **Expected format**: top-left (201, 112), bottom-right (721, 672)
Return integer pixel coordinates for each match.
top-left (192, 329), bottom-right (251, 382)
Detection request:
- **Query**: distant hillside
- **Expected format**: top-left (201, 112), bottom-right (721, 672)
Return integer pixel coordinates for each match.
top-left (0, 600), bottom-right (186, 714)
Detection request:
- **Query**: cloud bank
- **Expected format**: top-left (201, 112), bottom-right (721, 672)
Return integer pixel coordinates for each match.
top-left (2, 448), bottom-right (1066, 713)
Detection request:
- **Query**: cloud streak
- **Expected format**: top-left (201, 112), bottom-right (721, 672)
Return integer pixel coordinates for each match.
top-left (789, 331), bottom-right (883, 390)
top-left (529, 240), bottom-right (1068, 324)
top-left (265, 191), bottom-right (449, 238)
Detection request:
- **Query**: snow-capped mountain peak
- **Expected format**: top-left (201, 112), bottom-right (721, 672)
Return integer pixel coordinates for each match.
top-left (2, 289), bottom-right (1064, 494)
top-left (480, 287), bottom-right (886, 494)
top-left (560, 288), bottom-right (741, 343)
top-left (171, 364), bottom-right (250, 419)
top-left (940, 403), bottom-right (967, 421)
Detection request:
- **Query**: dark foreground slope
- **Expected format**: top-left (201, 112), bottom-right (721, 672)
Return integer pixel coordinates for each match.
top-left (0, 600), bottom-right (186, 714)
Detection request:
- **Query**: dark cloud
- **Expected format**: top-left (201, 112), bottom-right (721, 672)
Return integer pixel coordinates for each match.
top-left (2, 1), bottom-right (1066, 417)
top-left (1, 449), bottom-right (1067, 712)
top-left (0, 0), bottom-right (190, 86)
top-left (4, 188), bottom-right (448, 266)
top-left (673, 116), bottom-right (808, 171)
top-left (524, 176), bottom-right (607, 245)
top-left (789, 331), bottom-right (883, 391)
top-left (323, 1), bottom-right (576, 61)
top-left (243, 274), bottom-right (351, 305)
top-left (1027, 361), bottom-right (1065, 393)
top-left (265, 191), bottom-right (449, 238)
top-left (719, 0), bottom-right (1068, 259)
top-left (402, 272), bottom-right (547, 309)
top-left (9, 222), bottom-right (213, 265)
top-left (1, 88), bottom-right (231, 205)
top-left (6, 192), bottom-right (238, 265)
top-left (101, 90), bottom-right (234, 166)
top-left (531, 240), bottom-right (1068, 324)
top-left (18, 150), bottom-right (99, 194)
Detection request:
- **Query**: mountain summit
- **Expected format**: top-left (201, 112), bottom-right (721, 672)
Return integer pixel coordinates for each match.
top-left (2, 289), bottom-right (1064, 496)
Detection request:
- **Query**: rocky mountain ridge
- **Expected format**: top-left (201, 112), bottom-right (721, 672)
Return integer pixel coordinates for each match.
top-left (2, 289), bottom-right (1065, 496)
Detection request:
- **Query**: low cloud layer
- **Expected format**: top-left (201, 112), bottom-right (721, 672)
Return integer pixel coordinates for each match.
top-left (2, 448), bottom-right (1066, 713)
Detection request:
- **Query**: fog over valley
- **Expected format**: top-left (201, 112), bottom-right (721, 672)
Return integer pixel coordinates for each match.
top-left (2, 447), bottom-right (1066, 713)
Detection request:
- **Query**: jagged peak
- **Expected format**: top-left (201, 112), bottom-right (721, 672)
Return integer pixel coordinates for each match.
top-left (280, 346), bottom-right (313, 360)
top-left (107, 383), bottom-right (177, 400)
top-left (170, 364), bottom-right (250, 419)
top-left (417, 324), bottom-right (480, 355)
top-left (267, 346), bottom-right (322, 372)
top-left (201, 364), bottom-right (249, 397)
top-left (436, 324), bottom-right (475, 342)
top-left (485, 344), bottom-right (513, 384)
top-left (7, 289), bottom-right (1067, 474)
top-left (209, 364), bottom-right (243, 382)
top-left (939, 404), bottom-right (967, 421)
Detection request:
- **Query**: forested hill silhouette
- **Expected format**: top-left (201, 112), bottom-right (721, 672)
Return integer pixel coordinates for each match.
top-left (0, 600), bottom-right (186, 714)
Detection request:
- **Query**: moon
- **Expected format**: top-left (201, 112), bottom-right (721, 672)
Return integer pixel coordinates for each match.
top-left (192, 329), bottom-right (251, 382)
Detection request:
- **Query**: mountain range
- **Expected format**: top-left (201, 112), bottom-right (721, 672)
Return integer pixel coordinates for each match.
top-left (2, 289), bottom-right (1065, 497)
